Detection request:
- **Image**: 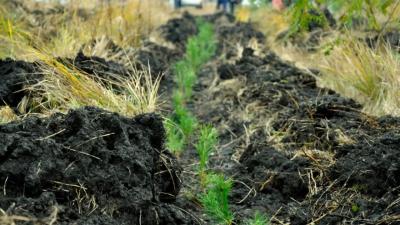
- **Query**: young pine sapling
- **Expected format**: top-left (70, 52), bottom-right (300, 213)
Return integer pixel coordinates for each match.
top-left (201, 173), bottom-right (234, 225)
top-left (195, 125), bottom-right (218, 188)
top-left (245, 211), bottom-right (270, 225)
top-left (164, 119), bottom-right (185, 156)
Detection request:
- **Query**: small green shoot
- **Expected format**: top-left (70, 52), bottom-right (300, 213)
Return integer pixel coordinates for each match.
top-left (172, 90), bottom-right (185, 109)
top-left (185, 19), bottom-right (216, 71)
top-left (201, 173), bottom-right (234, 225)
top-left (175, 105), bottom-right (197, 138)
top-left (245, 211), bottom-right (270, 225)
top-left (164, 119), bottom-right (185, 155)
top-left (174, 60), bottom-right (196, 100)
top-left (351, 204), bottom-right (360, 213)
top-left (195, 125), bottom-right (218, 187)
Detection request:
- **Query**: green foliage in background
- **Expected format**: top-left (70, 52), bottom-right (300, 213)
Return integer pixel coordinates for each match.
top-left (288, 0), bottom-right (400, 33)
top-left (288, 0), bottom-right (328, 33)
top-left (329, 0), bottom-right (397, 29)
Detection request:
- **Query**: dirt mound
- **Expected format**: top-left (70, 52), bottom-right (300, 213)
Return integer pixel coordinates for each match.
top-left (0, 59), bottom-right (40, 109)
top-left (217, 23), bottom-right (265, 47)
top-left (331, 127), bottom-right (400, 196)
top-left (71, 51), bottom-right (130, 81)
top-left (238, 143), bottom-right (310, 202)
top-left (203, 12), bottom-right (236, 24)
top-left (0, 107), bottom-right (193, 224)
top-left (159, 12), bottom-right (198, 49)
top-left (137, 42), bottom-right (181, 77)
top-left (0, 54), bottom-right (135, 113)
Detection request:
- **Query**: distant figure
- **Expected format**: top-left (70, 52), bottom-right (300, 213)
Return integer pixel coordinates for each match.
top-left (272, 0), bottom-right (285, 11)
top-left (217, 0), bottom-right (228, 12)
top-left (174, 0), bottom-right (182, 9)
top-left (229, 0), bottom-right (240, 14)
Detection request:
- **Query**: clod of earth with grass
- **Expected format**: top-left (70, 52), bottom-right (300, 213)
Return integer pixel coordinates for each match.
top-left (27, 50), bottom-right (160, 116)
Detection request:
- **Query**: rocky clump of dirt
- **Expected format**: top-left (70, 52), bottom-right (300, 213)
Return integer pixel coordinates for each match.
top-left (0, 59), bottom-right (40, 109)
top-left (0, 107), bottom-right (193, 224)
top-left (0, 54), bottom-right (132, 112)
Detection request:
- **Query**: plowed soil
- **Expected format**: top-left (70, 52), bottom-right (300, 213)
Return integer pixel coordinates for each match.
top-left (0, 107), bottom-right (192, 225)
top-left (0, 9), bottom-right (399, 225)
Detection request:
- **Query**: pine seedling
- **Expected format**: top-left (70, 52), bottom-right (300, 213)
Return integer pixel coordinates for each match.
top-left (164, 119), bottom-right (185, 156)
top-left (173, 60), bottom-right (196, 100)
top-left (201, 173), bottom-right (234, 225)
top-left (172, 90), bottom-right (185, 109)
top-left (197, 21), bottom-right (217, 62)
top-left (195, 125), bottom-right (218, 188)
top-left (186, 20), bottom-right (216, 71)
top-left (175, 104), bottom-right (197, 138)
top-left (186, 36), bottom-right (203, 71)
top-left (245, 211), bottom-right (270, 225)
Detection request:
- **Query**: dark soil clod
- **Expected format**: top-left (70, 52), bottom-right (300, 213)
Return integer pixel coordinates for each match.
top-left (0, 59), bottom-right (40, 109)
top-left (0, 107), bottom-right (192, 224)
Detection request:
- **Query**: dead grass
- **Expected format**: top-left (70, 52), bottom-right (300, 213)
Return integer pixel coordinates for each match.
top-left (316, 37), bottom-right (400, 116)
top-left (1, 0), bottom-right (173, 58)
top-left (23, 49), bottom-right (160, 117)
top-left (0, 106), bottom-right (18, 124)
top-left (245, 5), bottom-right (400, 117)
top-left (0, 207), bottom-right (58, 225)
top-left (0, 1), bottom-right (166, 118)
top-left (276, 38), bottom-right (400, 116)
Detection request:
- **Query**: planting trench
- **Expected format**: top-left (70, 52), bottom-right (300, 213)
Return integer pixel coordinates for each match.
top-left (164, 13), bottom-right (400, 224)
top-left (0, 11), bottom-right (399, 225)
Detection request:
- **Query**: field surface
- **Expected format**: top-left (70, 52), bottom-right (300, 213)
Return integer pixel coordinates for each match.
top-left (0, 1), bottom-right (399, 225)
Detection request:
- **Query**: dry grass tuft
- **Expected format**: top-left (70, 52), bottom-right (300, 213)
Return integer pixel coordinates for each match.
top-left (1, 0), bottom-right (173, 58)
top-left (25, 50), bottom-right (160, 116)
top-left (0, 106), bottom-right (18, 124)
top-left (0, 206), bottom-right (58, 225)
top-left (243, 4), bottom-right (400, 117)
top-left (316, 37), bottom-right (400, 116)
